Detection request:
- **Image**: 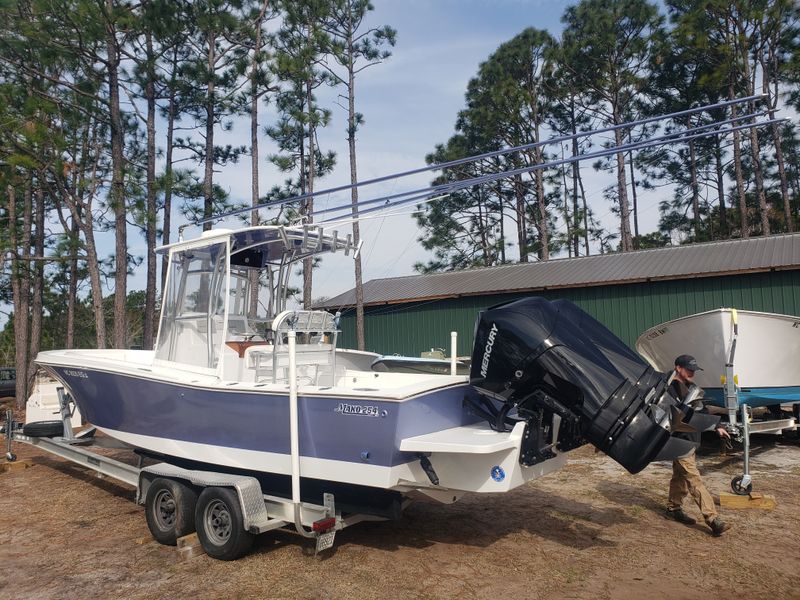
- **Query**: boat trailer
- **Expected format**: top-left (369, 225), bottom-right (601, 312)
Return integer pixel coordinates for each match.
top-left (722, 309), bottom-right (798, 495)
top-left (3, 409), bottom-right (381, 560)
top-left (2, 332), bottom-right (385, 560)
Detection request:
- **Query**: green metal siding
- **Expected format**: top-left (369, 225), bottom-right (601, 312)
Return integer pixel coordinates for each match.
top-left (336, 270), bottom-right (800, 356)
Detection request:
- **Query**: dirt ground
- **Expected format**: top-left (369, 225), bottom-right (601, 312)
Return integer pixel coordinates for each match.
top-left (1, 398), bottom-right (799, 600)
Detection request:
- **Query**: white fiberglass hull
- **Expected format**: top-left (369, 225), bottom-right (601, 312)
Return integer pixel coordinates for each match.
top-left (636, 308), bottom-right (800, 407)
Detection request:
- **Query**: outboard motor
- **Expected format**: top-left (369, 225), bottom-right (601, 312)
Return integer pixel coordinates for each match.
top-left (469, 297), bottom-right (688, 474)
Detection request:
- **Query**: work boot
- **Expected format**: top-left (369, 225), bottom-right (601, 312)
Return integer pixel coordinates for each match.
top-left (665, 508), bottom-right (696, 525)
top-left (709, 518), bottom-right (731, 536)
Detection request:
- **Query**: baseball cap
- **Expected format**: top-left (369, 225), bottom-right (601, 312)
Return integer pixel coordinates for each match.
top-left (675, 354), bottom-right (703, 372)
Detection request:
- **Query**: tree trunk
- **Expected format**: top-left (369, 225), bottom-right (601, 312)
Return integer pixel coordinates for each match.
top-left (493, 176), bottom-right (507, 263)
top-left (477, 190), bottom-right (492, 265)
top-left (577, 164), bottom-right (590, 255)
top-left (613, 122), bottom-right (633, 251)
top-left (533, 127), bottom-right (548, 260)
top-left (513, 174), bottom-right (527, 262)
top-left (345, 27), bottom-right (366, 350)
top-left (729, 89), bottom-right (748, 238)
top-left (8, 184), bottom-right (31, 410)
top-left (749, 123), bottom-right (770, 236)
top-left (51, 153), bottom-right (107, 348)
top-left (771, 121), bottom-right (791, 232)
top-left (66, 130), bottom-right (89, 350)
top-left (27, 186), bottom-right (45, 394)
top-left (740, 61), bottom-right (769, 236)
top-left (570, 99), bottom-right (581, 257)
top-left (765, 56), bottom-right (791, 231)
top-left (106, 13), bottom-right (127, 349)
top-left (83, 215), bottom-right (108, 349)
top-left (689, 140), bottom-right (700, 239)
top-left (303, 77), bottom-right (315, 309)
top-left (714, 137), bottom-right (728, 238)
top-left (628, 147), bottom-right (639, 246)
top-left (560, 162), bottom-right (572, 258)
top-left (249, 19), bottom-right (263, 319)
top-left (161, 47), bottom-right (178, 294)
top-left (66, 214), bottom-right (79, 349)
top-left (143, 29), bottom-right (157, 349)
top-left (203, 32), bottom-right (217, 231)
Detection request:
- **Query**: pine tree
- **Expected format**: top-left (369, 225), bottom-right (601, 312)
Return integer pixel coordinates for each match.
top-left (319, 0), bottom-right (395, 349)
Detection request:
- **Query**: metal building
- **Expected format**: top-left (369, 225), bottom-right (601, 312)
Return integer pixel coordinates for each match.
top-left (317, 233), bottom-right (800, 357)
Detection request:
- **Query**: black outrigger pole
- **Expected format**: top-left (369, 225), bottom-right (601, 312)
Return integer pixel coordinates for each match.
top-left (314, 111), bottom-right (781, 223)
top-left (189, 94), bottom-right (772, 230)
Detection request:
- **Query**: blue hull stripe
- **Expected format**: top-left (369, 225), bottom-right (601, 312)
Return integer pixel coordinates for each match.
top-left (703, 386), bottom-right (800, 408)
top-left (48, 366), bottom-right (477, 468)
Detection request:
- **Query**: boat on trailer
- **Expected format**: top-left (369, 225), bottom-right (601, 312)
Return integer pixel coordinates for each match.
top-left (10, 96), bottom-right (786, 558)
top-left (27, 224), bottom-right (699, 558)
top-left (636, 308), bottom-right (800, 496)
top-left (636, 308), bottom-right (800, 409)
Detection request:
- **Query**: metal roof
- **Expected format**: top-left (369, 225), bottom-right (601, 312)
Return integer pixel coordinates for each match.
top-left (317, 233), bottom-right (800, 309)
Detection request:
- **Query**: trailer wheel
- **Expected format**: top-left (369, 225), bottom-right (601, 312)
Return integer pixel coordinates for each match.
top-left (195, 486), bottom-right (254, 561)
top-left (22, 420), bottom-right (63, 438)
top-left (145, 478), bottom-right (198, 545)
top-left (730, 475), bottom-right (753, 496)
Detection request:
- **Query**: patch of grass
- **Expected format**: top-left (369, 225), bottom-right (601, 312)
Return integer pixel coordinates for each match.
top-left (627, 504), bottom-right (645, 517)
top-left (549, 509), bottom-right (593, 523)
top-left (562, 566), bottom-right (586, 584)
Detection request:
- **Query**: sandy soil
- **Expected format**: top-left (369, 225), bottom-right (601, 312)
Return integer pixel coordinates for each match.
top-left (1, 397), bottom-right (799, 600)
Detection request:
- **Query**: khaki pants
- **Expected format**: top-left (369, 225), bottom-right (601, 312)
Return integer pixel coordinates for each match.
top-left (667, 449), bottom-right (718, 524)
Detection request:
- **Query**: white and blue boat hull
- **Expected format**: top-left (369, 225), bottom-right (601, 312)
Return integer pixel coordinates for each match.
top-left (35, 349), bottom-right (567, 501)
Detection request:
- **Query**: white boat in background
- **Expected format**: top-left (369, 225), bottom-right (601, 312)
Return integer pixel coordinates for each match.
top-left (636, 308), bottom-right (800, 408)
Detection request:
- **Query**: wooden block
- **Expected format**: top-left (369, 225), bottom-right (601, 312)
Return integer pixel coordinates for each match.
top-left (177, 532), bottom-right (201, 550)
top-left (177, 543), bottom-right (205, 561)
top-left (719, 492), bottom-right (777, 510)
top-left (0, 460), bottom-right (32, 474)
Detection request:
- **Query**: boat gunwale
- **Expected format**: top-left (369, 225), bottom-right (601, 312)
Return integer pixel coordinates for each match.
top-left (35, 350), bottom-right (470, 402)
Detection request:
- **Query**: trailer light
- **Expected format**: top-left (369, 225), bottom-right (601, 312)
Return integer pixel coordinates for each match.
top-left (312, 517), bottom-right (336, 532)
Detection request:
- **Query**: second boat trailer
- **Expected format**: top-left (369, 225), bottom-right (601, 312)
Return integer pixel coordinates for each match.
top-left (722, 309), bottom-right (798, 495)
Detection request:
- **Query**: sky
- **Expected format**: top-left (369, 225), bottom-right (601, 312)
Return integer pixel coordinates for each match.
top-left (148, 0), bottom-right (655, 305)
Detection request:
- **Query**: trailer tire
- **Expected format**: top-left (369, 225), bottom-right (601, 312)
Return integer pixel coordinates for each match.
top-left (145, 478), bottom-right (198, 546)
top-left (22, 420), bottom-right (63, 438)
top-left (195, 486), bottom-right (254, 561)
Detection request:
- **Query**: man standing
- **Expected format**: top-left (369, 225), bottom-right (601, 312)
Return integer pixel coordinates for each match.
top-left (665, 354), bottom-right (732, 536)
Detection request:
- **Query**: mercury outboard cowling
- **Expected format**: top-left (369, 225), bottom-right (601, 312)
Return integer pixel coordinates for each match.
top-left (470, 297), bottom-right (685, 474)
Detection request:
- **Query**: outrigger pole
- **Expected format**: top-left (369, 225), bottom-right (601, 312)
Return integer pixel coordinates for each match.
top-left (313, 113), bottom-right (783, 223)
top-left (192, 94), bottom-right (766, 229)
